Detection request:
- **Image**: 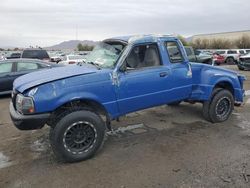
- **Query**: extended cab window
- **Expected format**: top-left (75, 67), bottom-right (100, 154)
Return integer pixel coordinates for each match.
top-left (165, 42), bottom-right (184, 63)
top-left (125, 43), bottom-right (161, 70)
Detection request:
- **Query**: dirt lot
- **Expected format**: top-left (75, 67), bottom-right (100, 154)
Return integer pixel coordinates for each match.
top-left (0, 65), bottom-right (250, 188)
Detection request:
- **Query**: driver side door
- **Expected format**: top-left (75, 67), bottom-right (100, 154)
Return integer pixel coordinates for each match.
top-left (115, 43), bottom-right (172, 114)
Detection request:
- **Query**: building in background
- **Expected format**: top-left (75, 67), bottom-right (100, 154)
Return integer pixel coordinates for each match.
top-left (191, 30), bottom-right (250, 42)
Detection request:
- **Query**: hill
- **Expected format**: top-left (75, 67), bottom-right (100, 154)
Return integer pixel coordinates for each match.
top-left (45, 40), bottom-right (98, 50)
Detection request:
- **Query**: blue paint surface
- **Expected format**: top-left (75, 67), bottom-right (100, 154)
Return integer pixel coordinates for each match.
top-left (13, 35), bottom-right (246, 119)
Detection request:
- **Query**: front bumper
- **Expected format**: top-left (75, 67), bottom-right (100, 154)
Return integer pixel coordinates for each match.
top-left (9, 102), bottom-right (50, 130)
top-left (238, 62), bottom-right (250, 70)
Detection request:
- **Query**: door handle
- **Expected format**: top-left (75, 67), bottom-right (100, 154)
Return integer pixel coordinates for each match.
top-left (159, 72), bottom-right (168, 77)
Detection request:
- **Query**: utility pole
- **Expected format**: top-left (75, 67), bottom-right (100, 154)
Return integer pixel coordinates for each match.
top-left (76, 24), bottom-right (78, 40)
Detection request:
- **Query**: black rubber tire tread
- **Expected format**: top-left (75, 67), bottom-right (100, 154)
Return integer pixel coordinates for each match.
top-left (49, 110), bottom-right (106, 163)
top-left (209, 90), bottom-right (234, 123)
top-left (226, 57), bottom-right (234, 64)
top-left (238, 67), bottom-right (244, 71)
top-left (168, 101), bottom-right (181, 106)
top-left (202, 88), bottom-right (223, 122)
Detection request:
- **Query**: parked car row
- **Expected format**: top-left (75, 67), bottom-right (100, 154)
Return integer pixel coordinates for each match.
top-left (1, 49), bottom-right (88, 65)
top-left (199, 49), bottom-right (250, 64)
top-left (58, 55), bottom-right (86, 65)
top-left (0, 59), bottom-right (62, 95)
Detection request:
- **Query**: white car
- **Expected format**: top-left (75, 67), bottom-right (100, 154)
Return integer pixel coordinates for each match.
top-left (58, 55), bottom-right (85, 65)
top-left (215, 49), bottom-right (250, 64)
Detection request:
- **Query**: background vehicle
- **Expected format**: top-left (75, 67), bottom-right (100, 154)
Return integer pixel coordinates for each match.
top-left (10, 35), bottom-right (245, 163)
top-left (215, 50), bottom-right (240, 64)
top-left (184, 46), bottom-right (213, 64)
top-left (6, 52), bottom-right (21, 59)
top-left (195, 50), bottom-right (213, 64)
top-left (50, 55), bottom-right (63, 63)
top-left (238, 53), bottom-right (250, 70)
top-left (58, 54), bottom-right (85, 65)
top-left (21, 49), bottom-right (50, 61)
top-left (213, 53), bottom-right (225, 65)
top-left (0, 59), bottom-right (62, 95)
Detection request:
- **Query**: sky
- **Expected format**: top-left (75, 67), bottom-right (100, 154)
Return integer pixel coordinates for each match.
top-left (0, 0), bottom-right (250, 47)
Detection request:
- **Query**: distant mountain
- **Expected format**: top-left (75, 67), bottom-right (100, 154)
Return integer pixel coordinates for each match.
top-left (185, 36), bottom-right (193, 42)
top-left (45, 40), bottom-right (98, 50)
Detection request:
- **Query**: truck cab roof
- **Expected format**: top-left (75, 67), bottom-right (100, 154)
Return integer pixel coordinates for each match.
top-left (105, 34), bottom-right (178, 45)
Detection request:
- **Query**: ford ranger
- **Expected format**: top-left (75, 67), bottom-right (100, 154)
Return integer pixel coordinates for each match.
top-left (9, 35), bottom-right (246, 162)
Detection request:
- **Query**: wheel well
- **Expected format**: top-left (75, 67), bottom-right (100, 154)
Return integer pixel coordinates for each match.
top-left (48, 99), bottom-right (111, 130)
top-left (226, 56), bottom-right (235, 60)
top-left (214, 81), bottom-right (234, 96)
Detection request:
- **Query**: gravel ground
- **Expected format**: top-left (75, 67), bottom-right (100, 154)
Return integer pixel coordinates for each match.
top-left (0, 65), bottom-right (250, 188)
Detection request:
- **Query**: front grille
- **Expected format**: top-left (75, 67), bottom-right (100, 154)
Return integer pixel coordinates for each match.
top-left (240, 57), bottom-right (250, 63)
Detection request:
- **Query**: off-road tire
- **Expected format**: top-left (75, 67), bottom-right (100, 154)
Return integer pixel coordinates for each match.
top-left (203, 89), bottom-right (234, 123)
top-left (202, 88), bottom-right (223, 122)
top-left (49, 110), bottom-right (106, 163)
top-left (209, 90), bottom-right (234, 122)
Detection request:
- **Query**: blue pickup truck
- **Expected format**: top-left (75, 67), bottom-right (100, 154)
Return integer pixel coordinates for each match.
top-left (10, 35), bottom-right (245, 162)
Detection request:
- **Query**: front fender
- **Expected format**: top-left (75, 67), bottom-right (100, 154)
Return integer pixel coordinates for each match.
top-left (27, 78), bottom-right (119, 118)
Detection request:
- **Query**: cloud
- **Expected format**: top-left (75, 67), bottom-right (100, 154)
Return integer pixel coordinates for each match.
top-left (0, 0), bottom-right (249, 47)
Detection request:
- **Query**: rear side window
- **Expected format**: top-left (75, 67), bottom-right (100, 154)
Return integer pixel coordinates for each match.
top-left (185, 48), bottom-right (193, 56)
top-left (17, 62), bottom-right (38, 72)
top-left (22, 50), bottom-right (49, 59)
top-left (227, 50), bottom-right (237, 54)
top-left (216, 51), bottom-right (226, 54)
top-left (0, 63), bottom-right (12, 74)
top-left (165, 42), bottom-right (184, 63)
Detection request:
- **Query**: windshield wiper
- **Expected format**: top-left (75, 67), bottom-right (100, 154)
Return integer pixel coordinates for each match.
top-left (87, 61), bottom-right (102, 70)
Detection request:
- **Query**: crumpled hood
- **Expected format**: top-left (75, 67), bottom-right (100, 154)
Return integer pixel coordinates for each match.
top-left (14, 64), bottom-right (97, 93)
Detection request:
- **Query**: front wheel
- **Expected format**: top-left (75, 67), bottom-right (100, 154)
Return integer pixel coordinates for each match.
top-left (202, 89), bottom-right (234, 123)
top-left (49, 110), bottom-right (106, 162)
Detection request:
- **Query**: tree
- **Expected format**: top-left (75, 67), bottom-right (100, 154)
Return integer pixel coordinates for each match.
top-left (77, 43), bottom-right (84, 51)
top-left (77, 43), bottom-right (94, 51)
top-left (234, 35), bottom-right (250, 49)
top-left (209, 38), bottom-right (232, 49)
top-left (190, 38), bottom-right (233, 49)
top-left (177, 35), bottom-right (189, 46)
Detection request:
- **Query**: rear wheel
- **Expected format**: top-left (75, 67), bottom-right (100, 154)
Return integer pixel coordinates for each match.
top-left (226, 57), bottom-right (234, 64)
top-left (209, 90), bottom-right (234, 122)
top-left (202, 89), bottom-right (234, 123)
top-left (50, 110), bottom-right (106, 162)
top-left (202, 88), bottom-right (222, 122)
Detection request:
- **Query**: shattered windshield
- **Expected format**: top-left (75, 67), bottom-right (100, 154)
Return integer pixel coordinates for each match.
top-left (84, 42), bottom-right (125, 69)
